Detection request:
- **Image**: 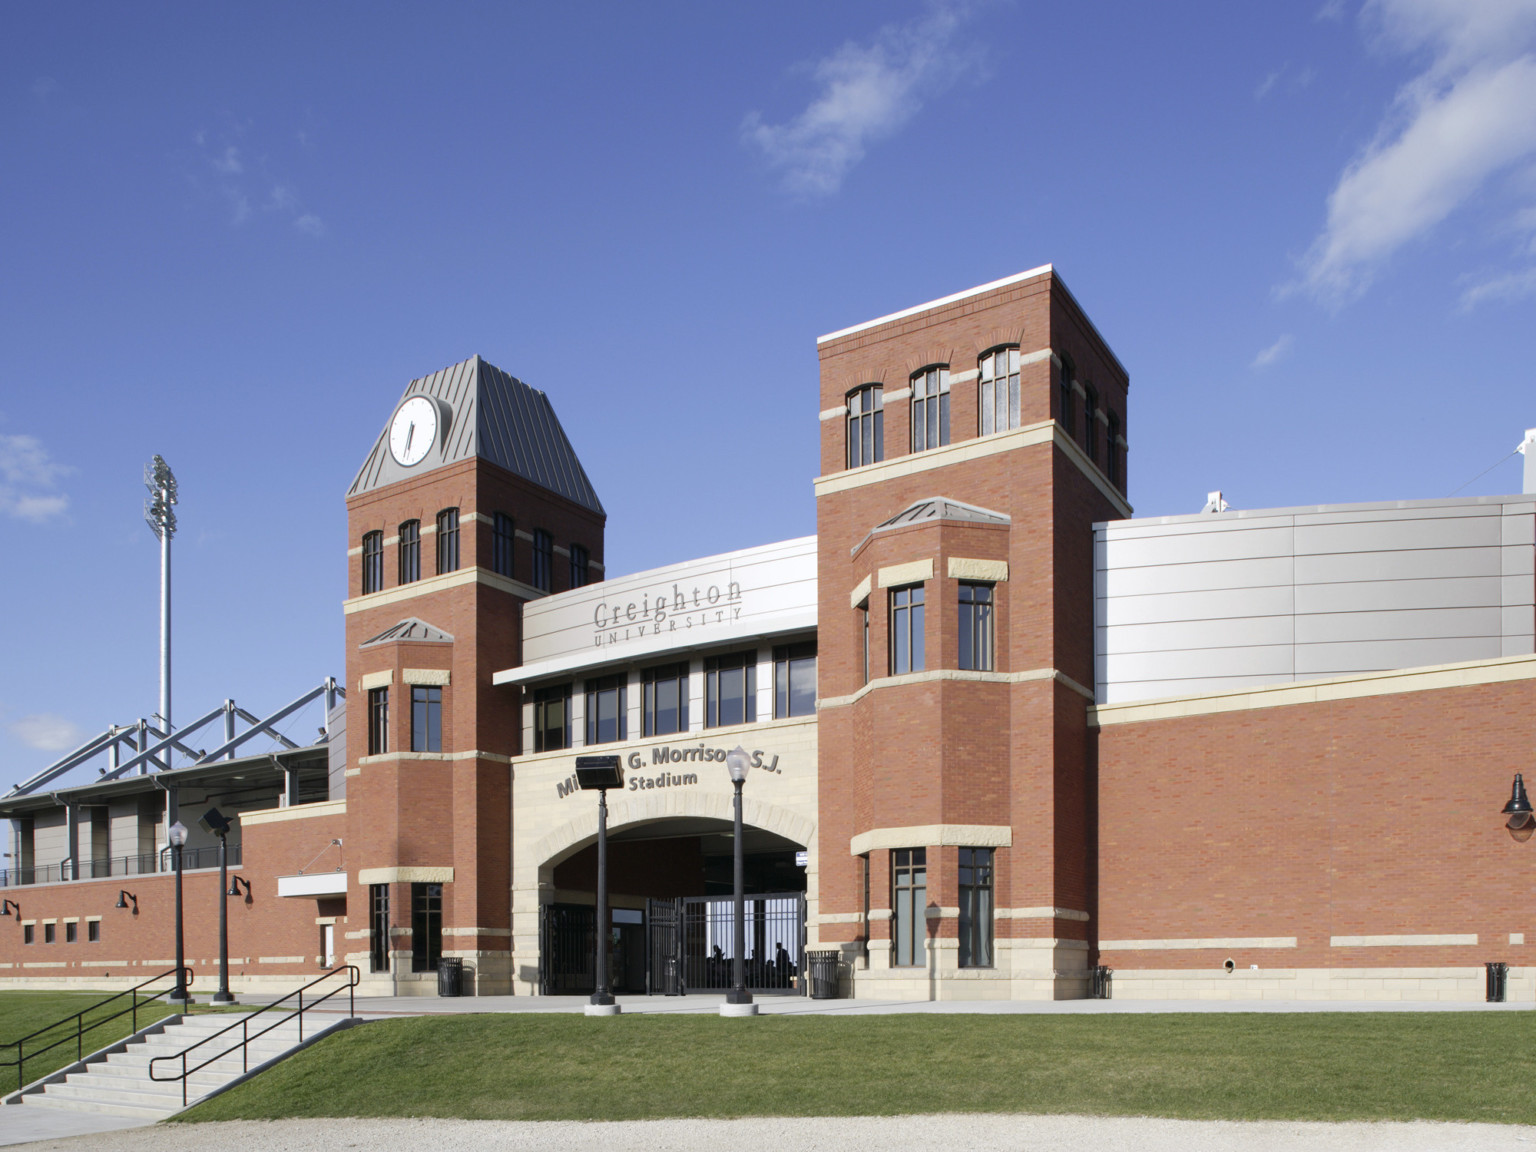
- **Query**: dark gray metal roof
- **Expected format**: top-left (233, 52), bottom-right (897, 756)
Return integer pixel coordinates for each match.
top-left (348, 355), bottom-right (605, 514)
top-left (359, 618), bottom-right (455, 648)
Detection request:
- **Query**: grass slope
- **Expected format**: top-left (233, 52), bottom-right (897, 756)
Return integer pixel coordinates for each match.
top-left (0, 991), bottom-right (180, 1090)
top-left (178, 1012), bottom-right (1536, 1125)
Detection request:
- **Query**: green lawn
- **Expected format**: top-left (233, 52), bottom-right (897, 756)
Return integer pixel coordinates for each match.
top-left (176, 1011), bottom-right (1536, 1125)
top-left (0, 990), bottom-right (241, 1092)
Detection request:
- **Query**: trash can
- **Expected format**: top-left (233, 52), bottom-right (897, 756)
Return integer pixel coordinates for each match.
top-left (438, 956), bottom-right (464, 997)
top-left (1486, 961), bottom-right (1509, 1003)
top-left (807, 949), bottom-right (841, 1000)
top-left (1090, 964), bottom-right (1113, 1000)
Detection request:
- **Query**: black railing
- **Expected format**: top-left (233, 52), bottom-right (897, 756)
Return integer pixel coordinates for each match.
top-left (0, 844), bottom-right (242, 887)
top-left (149, 965), bottom-right (359, 1106)
top-left (0, 966), bottom-right (193, 1092)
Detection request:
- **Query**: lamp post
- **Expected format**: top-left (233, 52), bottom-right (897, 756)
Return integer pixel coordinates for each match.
top-left (575, 755), bottom-right (624, 1016)
top-left (721, 745), bottom-right (758, 1016)
top-left (200, 808), bottom-right (236, 1004)
top-left (1503, 774), bottom-right (1533, 830)
top-left (167, 820), bottom-right (189, 1003)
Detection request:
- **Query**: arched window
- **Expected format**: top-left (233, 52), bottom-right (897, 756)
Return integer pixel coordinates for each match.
top-left (435, 508), bottom-right (459, 574)
top-left (1106, 410), bottom-right (1122, 486)
top-left (1058, 356), bottom-right (1076, 437)
top-left (1082, 388), bottom-right (1098, 463)
top-left (911, 366), bottom-right (950, 452)
top-left (398, 520), bottom-right (420, 584)
top-left (847, 385), bottom-right (884, 468)
top-left (361, 531), bottom-right (383, 594)
top-left (978, 347), bottom-right (1020, 435)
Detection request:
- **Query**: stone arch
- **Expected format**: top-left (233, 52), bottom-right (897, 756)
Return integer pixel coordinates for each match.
top-left (531, 789), bottom-right (816, 874)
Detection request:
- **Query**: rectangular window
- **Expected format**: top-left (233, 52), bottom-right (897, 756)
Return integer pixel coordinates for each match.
top-left (492, 512), bottom-right (516, 579)
top-left (361, 532), bottom-right (384, 594)
top-left (1059, 357), bottom-right (1077, 436)
top-left (979, 347), bottom-right (1021, 435)
top-left (585, 674), bottom-right (626, 744)
top-left (435, 508), bottom-right (459, 574)
top-left (367, 687), bottom-right (389, 756)
top-left (1083, 389), bottom-right (1098, 462)
top-left (642, 663), bottom-right (689, 737)
top-left (411, 685), bottom-right (442, 753)
top-left (533, 683), bottom-right (571, 752)
top-left (23, 925), bottom-right (33, 945)
top-left (532, 529), bottom-right (553, 592)
top-left (860, 604), bottom-right (870, 684)
top-left (1107, 411), bottom-right (1122, 486)
top-left (847, 385), bottom-right (884, 468)
top-left (370, 884), bottom-right (390, 973)
top-left (773, 642), bottom-right (817, 718)
top-left (911, 366), bottom-right (950, 452)
top-left (890, 585), bottom-right (925, 675)
top-left (958, 847), bottom-right (994, 968)
top-left (705, 651), bottom-right (757, 728)
top-left (65, 922), bottom-right (77, 944)
top-left (570, 543), bottom-right (590, 588)
top-left (398, 520), bottom-right (421, 584)
top-left (958, 583), bottom-right (995, 672)
top-left (411, 882), bottom-right (443, 973)
top-left (891, 848), bottom-right (927, 967)
top-left (88, 920), bottom-right (100, 943)
top-left (44, 923), bottom-right (55, 944)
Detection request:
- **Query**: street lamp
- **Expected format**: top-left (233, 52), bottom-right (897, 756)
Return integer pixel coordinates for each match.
top-left (721, 745), bottom-right (758, 1017)
top-left (167, 820), bottom-right (190, 1004)
top-left (115, 891), bottom-right (137, 914)
top-left (576, 755), bottom-right (624, 1016)
top-left (200, 808), bottom-right (236, 1004)
top-left (227, 876), bottom-right (251, 900)
top-left (1503, 774), bottom-right (1533, 830)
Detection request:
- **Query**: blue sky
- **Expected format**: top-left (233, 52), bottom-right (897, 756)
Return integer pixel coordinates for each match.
top-left (3, 1), bottom-right (1535, 786)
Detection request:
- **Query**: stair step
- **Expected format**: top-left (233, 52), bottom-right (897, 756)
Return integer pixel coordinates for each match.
top-left (23, 1092), bottom-right (173, 1120)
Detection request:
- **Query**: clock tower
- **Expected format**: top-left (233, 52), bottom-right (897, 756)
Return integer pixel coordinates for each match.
top-left (342, 355), bottom-right (604, 994)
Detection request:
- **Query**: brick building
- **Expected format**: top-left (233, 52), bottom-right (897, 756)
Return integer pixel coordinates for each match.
top-left (4, 265), bottom-right (1534, 1002)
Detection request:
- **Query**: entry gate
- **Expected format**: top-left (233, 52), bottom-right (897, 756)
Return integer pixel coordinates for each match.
top-left (648, 892), bottom-right (806, 996)
top-left (538, 903), bottom-right (594, 995)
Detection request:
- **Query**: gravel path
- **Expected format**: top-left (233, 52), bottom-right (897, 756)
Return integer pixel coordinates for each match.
top-left (11, 1115), bottom-right (1536, 1151)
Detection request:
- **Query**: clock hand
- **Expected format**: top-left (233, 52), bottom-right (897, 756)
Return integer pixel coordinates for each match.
top-left (405, 424), bottom-right (415, 454)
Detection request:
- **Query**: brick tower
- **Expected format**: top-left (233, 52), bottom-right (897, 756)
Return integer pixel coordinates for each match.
top-left (813, 267), bottom-right (1129, 998)
top-left (342, 355), bottom-right (604, 994)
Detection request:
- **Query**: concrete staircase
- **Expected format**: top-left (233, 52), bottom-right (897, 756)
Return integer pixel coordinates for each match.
top-left (15, 1011), bottom-right (341, 1119)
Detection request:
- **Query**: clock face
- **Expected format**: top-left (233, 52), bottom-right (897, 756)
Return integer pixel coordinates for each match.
top-left (389, 396), bottom-right (439, 467)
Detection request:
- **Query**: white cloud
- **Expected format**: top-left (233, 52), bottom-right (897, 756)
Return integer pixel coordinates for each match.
top-left (212, 145), bottom-right (243, 175)
top-left (1252, 334), bottom-right (1295, 368)
top-left (293, 213), bottom-right (325, 236)
top-left (0, 433), bottom-right (70, 523)
top-left (742, 1), bottom-right (980, 196)
top-left (1299, 0), bottom-right (1536, 303)
top-left (10, 714), bottom-right (84, 753)
top-left (1459, 264), bottom-right (1536, 307)
top-left (194, 131), bottom-right (324, 237)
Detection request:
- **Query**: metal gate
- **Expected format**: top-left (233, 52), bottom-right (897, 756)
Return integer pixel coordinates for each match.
top-left (539, 903), bottom-right (594, 995)
top-left (646, 898), bottom-right (683, 995)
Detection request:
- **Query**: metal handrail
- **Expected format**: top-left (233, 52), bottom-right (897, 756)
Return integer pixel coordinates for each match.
top-left (0, 966), bottom-right (193, 1092)
top-left (0, 844), bottom-right (243, 887)
top-left (149, 965), bottom-right (359, 1106)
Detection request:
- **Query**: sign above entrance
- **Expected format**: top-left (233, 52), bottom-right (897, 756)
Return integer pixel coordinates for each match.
top-left (556, 744), bottom-right (786, 800)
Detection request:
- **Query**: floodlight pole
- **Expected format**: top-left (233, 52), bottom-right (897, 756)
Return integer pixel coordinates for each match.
top-left (144, 456), bottom-right (178, 736)
top-left (592, 786), bottom-right (614, 1007)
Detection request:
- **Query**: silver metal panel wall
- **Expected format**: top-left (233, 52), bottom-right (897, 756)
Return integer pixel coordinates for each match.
top-left (1095, 495), bottom-right (1536, 703)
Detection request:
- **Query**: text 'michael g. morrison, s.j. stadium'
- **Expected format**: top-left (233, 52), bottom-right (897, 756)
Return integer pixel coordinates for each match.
top-left (5, 264), bottom-right (1536, 1003)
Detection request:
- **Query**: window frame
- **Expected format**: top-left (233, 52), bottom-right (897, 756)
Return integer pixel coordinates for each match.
top-left (410, 685), bottom-right (443, 753)
top-left (370, 883), bottom-right (390, 973)
top-left (1082, 386), bottom-right (1098, 462)
top-left (492, 512), bottom-right (516, 579)
top-left (958, 847), bottom-right (994, 968)
top-left (584, 673), bottom-right (627, 745)
top-left (958, 582), bottom-right (995, 672)
top-left (846, 385), bottom-right (884, 468)
top-left (978, 346), bottom-right (1021, 436)
top-left (910, 365), bottom-right (950, 453)
top-left (570, 543), bottom-right (590, 589)
top-left (398, 520), bottom-right (421, 584)
top-left (435, 508), bottom-right (459, 575)
top-left (773, 641), bottom-right (817, 719)
top-left (533, 683), bottom-right (572, 752)
top-left (361, 531), bottom-right (384, 594)
top-left (65, 921), bottom-right (76, 944)
top-left (1106, 409), bottom-right (1122, 486)
top-left (889, 584), bottom-right (926, 675)
top-left (1058, 355), bottom-right (1076, 437)
top-left (532, 529), bottom-right (553, 592)
top-left (705, 650), bottom-right (758, 728)
top-left (43, 923), bottom-right (55, 945)
top-left (642, 662), bottom-right (689, 737)
top-left (891, 848), bottom-right (927, 967)
top-left (410, 882), bottom-right (442, 973)
top-left (87, 920), bottom-right (100, 943)
top-left (367, 687), bottom-right (389, 756)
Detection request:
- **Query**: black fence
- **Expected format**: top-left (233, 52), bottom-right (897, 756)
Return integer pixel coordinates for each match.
top-left (541, 892), bottom-right (807, 996)
top-left (0, 844), bottom-right (241, 887)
